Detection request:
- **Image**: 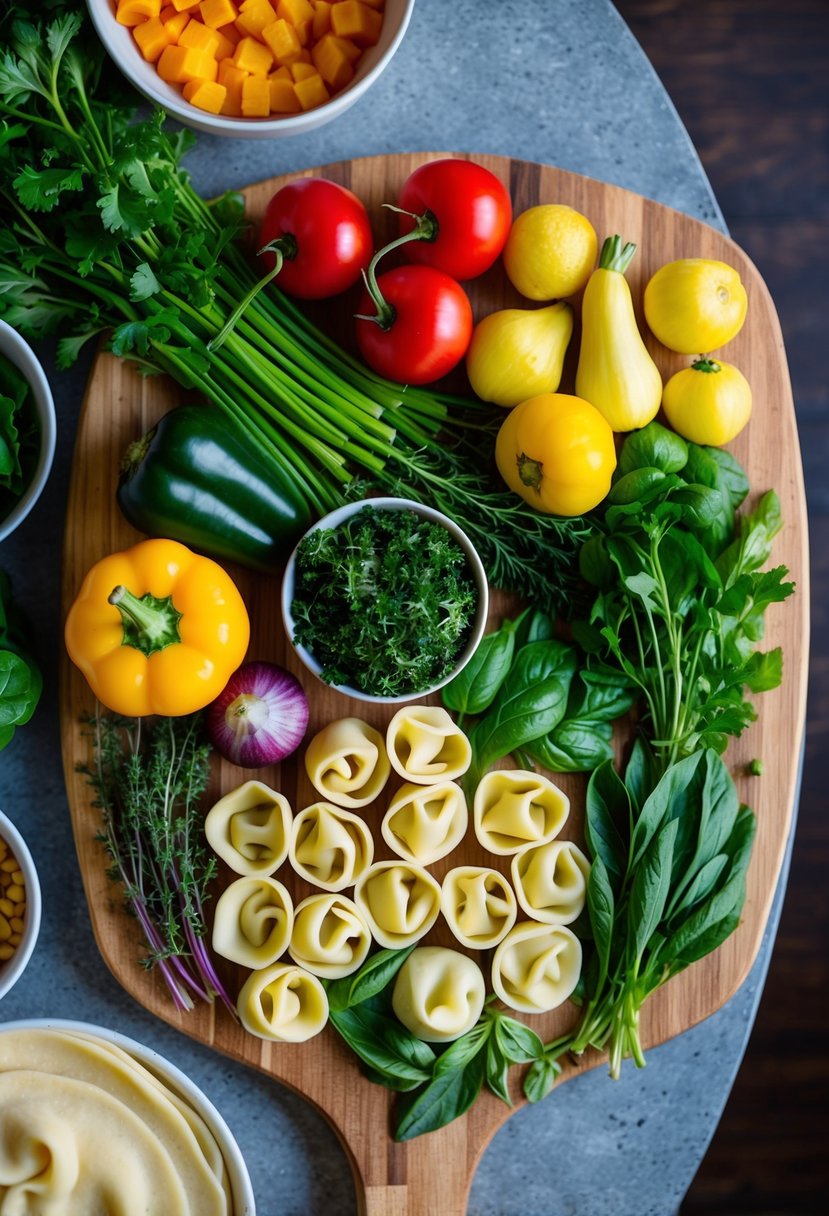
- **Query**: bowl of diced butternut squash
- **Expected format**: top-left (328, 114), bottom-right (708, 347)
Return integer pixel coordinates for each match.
top-left (87, 0), bottom-right (414, 137)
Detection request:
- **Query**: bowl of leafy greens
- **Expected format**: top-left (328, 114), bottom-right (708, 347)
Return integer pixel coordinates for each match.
top-left (281, 497), bottom-right (489, 703)
top-left (0, 321), bottom-right (56, 543)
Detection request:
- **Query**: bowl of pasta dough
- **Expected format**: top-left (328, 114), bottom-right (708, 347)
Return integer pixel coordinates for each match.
top-left (0, 1019), bottom-right (255, 1215)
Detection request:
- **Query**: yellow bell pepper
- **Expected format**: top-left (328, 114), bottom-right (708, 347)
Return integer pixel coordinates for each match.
top-left (65, 538), bottom-right (250, 717)
top-left (494, 392), bottom-right (617, 516)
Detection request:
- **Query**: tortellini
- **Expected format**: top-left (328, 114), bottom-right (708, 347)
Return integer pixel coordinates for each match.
top-left (440, 866), bottom-right (517, 949)
top-left (304, 717), bottom-right (391, 808)
top-left (288, 893), bottom-right (372, 978)
top-left (204, 781), bottom-right (292, 876)
top-left (237, 962), bottom-right (329, 1042)
top-left (381, 780), bottom-right (468, 865)
top-left (491, 922), bottom-right (582, 1014)
top-left (211, 875), bottom-right (294, 969)
top-left (289, 801), bottom-right (374, 892)
top-left (511, 841), bottom-right (591, 925)
top-left (392, 947), bottom-right (486, 1043)
top-left (353, 861), bottom-right (441, 949)
top-left (385, 706), bottom-right (471, 784)
top-left (473, 769), bottom-right (570, 855)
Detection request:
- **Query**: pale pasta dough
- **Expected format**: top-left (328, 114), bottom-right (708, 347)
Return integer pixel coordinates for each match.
top-left (288, 893), bottom-right (372, 978)
top-left (204, 780), bottom-right (292, 876)
top-left (385, 706), bottom-right (471, 784)
top-left (511, 840), bottom-right (591, 925)
top-left (491, 921), bottom-right (582, 1014)
top-left (289, 801), bottom-right (374, 891)
top-left (237, 962), bottom-right (329, 1042)
top-left (353, 861), bottom-right (441, 949)
top-left (473, 769), bottom-right (570, 855)
top-left (211, 875), bottom-right (294, 968)
top-left (392, 946), bottom-right (486, 1042)
top-left (304, 717), bottom-right (391, 808)
top-left (381, 780), bottom-right (468, 865)
top-left (440, 865), bottom-right (517, 948)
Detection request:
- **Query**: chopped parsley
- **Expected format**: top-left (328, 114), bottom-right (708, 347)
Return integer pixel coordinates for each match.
top-left (290, 506), bottom-right (479, 697)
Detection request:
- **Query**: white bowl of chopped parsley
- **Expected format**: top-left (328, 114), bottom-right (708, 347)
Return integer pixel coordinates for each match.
top-left (0, 321), bottom-right (57, 544)
top-left (281, 498), bottom-right (489, 703)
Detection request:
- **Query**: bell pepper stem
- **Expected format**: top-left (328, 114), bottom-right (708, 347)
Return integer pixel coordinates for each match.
top-left (207, 235), bottom-right (294, 353)
top-left (108, 585), bottom-right (182, 656)
top-left (354, 208), bottom-right (439, 331)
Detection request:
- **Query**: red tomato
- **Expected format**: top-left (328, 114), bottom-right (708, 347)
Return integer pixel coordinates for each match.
top-left (355, 266), bottom-right (473, 385)
top-left (396, 159), bottom-right (512, 281)
top-left (259, 178), bottom-right (373, 300)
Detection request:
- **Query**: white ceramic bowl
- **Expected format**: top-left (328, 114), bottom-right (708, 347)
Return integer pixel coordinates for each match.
top-left (0, 321), bottom-right (57, 544)
top-left (86, 0), bottom-right (415, 139)
top-left (0, 808), bottom-right (42, 1001)
top-left (0, 1018), bottom-right (256, 1214)
top-left (281, 496), bottom-right (489, 704)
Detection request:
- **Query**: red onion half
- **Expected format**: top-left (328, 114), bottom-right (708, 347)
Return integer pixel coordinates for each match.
top-left (207, 661), bottom-right (309, 767)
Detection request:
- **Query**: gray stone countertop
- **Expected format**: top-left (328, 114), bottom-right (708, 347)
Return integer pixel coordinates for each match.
top-left (0, 2), bottom-right (791, 1214)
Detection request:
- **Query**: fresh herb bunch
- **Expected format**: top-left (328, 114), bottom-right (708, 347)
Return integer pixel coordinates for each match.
top-left (0, 352), bottom-right (39, 521)
top-left (290, 506), bottom-right (478, 697)
top-left (0, 569), bottom-right (42, 751)
top-left (0, 7), bottom-right (592, 614)
top-left (573, 422), bottom-right (795, 774)
top-left (80, 711), bottom-right (234, 1015)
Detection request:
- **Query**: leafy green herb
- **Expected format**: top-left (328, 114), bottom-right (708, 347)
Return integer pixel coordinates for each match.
top-left (290, 506), bottom-right (477, 697)
top-left (79, 711), bottom-right (233, 1014)
top-left (0, 7), bottom-right (592, 614)
top-left (0, 352), bottom-right (40, 522)
top-left (0, 569), bottom-right (42, 750)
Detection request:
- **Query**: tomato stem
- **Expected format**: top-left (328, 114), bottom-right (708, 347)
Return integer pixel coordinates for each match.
top-left (207, 234), bottom-right (295, 352)
top-left (354, 211), bottom-right (439, 330)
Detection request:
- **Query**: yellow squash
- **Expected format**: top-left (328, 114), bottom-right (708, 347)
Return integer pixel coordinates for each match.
top-left (465, 301), bottom-right (573, 407)
top-left (644, 257), bottom-right (747, 354)
top-left (494, 392), bottom-right (616, 516)
top-left (662, 357), bottom-right (752, 446)
top-left (575, 235), bottom-right (663, 433)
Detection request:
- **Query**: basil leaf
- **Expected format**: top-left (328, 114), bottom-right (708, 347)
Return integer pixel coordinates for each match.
top-left (493, 1015), bottom-right (545, 1064)
top-left (631, 751), bottom-right (706, 867)
top-left (624, 738), bottom-right (654, 816)
top-left (434, 1020), bottom-right (491, 1076)
top-left (628, 817), bottom-right (679, 963)
top-left (394, 1048), bottom-right (486, 1141)
top-left (485, 1038), bottom-right (512, 1106)
top-left (665, 853), bottom-right (729, 927)
top-left (328, 1005), bottom-right (435, 1088)
top-left (326, 945), bottom-right (415, 1012)
top-left (523, 1055), bottom-right (562, 1104)
top-left (513, 607), bottom-right (555, 648)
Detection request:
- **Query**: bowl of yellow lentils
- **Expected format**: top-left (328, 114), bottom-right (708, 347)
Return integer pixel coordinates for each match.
top-left (0, 809), bottom-right (41, 1000)
top-left (87, 0), bottom-right (415, 138)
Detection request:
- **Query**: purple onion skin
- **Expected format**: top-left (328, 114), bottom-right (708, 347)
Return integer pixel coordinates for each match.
top-left (207, 660), bottom-right (310, 767)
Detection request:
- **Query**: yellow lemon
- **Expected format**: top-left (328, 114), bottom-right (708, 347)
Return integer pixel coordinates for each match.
top-left (502, 205), bottom-right (598, 301)
top-left (644, 258), bottom-right (747, 354)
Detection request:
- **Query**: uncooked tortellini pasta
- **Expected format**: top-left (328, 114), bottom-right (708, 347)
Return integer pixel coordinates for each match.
top-left (392, 947), bottom-right (486, 1043)
top-left (211, 875), bottom-right (293, 968)
top-left (237, 962), bottom-right (329, 1042)
top-left (304, 717), bottom-right (391, 808)
top-left (491, 922), bottom-right (582, 1014)
top-left (381, 780), bottom-right (468, 865)
top-left (289, 801), bottom-right (374, 892)
top-left (204, 780), bottom-right (292, 876)
top-left (473, 769), bottom-right (569, 855)
top-left (511, 840), bottom-right (591, 925)
top-left (288, 893), bottom-right (372, 978)
top-left (354, 861), bottom-right (441, 949)
top-left (441, 865), bottom-right (517, 949)
top-left (385, 706), bottom-right (471, 784)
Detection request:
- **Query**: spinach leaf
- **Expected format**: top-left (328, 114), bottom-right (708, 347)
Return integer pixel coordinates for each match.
top-left (628, 817), bottom-right (679, 964)
top-left (441, 610), bottom-right (527, 716)
top-left (585, 759), bottom-right (630, 885)
top-left (0, 570), bottom-right (42, 750)
top-left (618, 420), bottom-right (689, 476)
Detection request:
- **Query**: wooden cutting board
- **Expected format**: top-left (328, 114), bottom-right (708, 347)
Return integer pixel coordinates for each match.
top-left (59, 153), bottom-right (809, 1216)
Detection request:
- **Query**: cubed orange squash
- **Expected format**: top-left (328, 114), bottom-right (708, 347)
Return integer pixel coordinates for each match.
top-left (157, 43), bottom-right (190, 82)
top-left (178, 20), bottom-right (222, 54)
top-left (182, 78), bottom-right (228, 113)
top-left (217, 57), bottom-right (249, 85)
top-left (180, 45), bottom-right (220, 80)
top-left (269, 64), bottom-right (292, 79)
top-left (311, 33), bottom-right (353, 89)
top-left (232, 35), bottom-right (275, 73)
top-left (217, 21), bottom-right (242, 45)
top-left (329, 33), bottom-right (361, 61)
top-left (295, 47), bottom-right (312, 62)
top-left (236, 0), bottom-right (277, 37)
top-left (330, 0), bottom-right (381, 46)
top-left (293, 70), bottom-right (329, 109)
top-left (261, 18), bottom-right (302, 63)
top-left (170, 0), bottom-right (200, 11)
top-left (241, 75), bottom-right (271, 115)
top-left (359, 0), bottom-right (385, 9)
top-left (290, 59), bottom-right (317, 80)
top-left (199, 0), bottom-right (238, 27)
top-left (312, 0), bottom-right (331, 37)
top-left (160, 6), bottom-right (191, 37)
top-left (277, 0), bottom-right (314, 43)
top-left (268, 76), bottom-right (301, 112)
top-left (116, 0), bottom-right (162, 26)
top-left (220, 78), bottom-right (245, 114)
top-left (133, 17), bottom-right (174, 62)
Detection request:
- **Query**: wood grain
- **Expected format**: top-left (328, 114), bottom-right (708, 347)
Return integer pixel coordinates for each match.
top-left (58, 152), bottom-right (809, 1216)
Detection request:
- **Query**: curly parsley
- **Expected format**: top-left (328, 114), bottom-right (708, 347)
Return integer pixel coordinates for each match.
top-left (290, 507), bottom-right (479, 697)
